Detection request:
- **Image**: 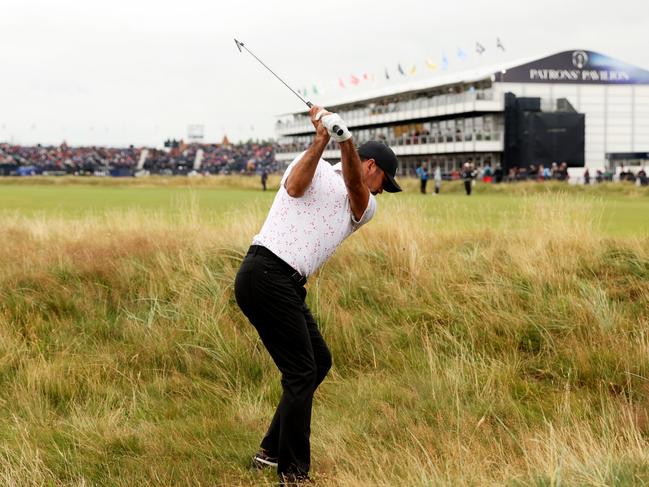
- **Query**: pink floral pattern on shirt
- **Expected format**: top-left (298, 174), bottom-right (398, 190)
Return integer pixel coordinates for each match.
top-left (252, 154), bottom-right (376, 277)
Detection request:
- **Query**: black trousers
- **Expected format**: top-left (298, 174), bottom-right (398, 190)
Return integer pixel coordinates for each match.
top-left (234, 247), bottom-right (332, 477)
top-left (464, 180), bottom-right (472, 195)
top-left (420, 179), bottom-right (427, 194)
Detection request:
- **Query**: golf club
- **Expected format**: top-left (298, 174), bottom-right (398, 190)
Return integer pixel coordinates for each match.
top-left (234, 38), bottom-right (344, 137)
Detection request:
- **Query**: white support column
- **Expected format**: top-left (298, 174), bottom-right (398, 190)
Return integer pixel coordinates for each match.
top-left (193, 149), bottom-right (204, 171)
top-left (137, 149), bottom-right (148, 170)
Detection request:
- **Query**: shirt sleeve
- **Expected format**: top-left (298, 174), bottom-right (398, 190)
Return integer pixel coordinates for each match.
top-left (280, 151), bottom-right (307, 187)
top-left (351, 192), bottom-right (377, 229)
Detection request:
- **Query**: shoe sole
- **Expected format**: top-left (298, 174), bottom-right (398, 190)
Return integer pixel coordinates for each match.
top-left (251, 455), bottom-right (278, 469)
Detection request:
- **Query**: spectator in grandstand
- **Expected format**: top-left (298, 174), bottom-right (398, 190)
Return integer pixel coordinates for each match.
top-left (416, 162), bottom-right (429, 194)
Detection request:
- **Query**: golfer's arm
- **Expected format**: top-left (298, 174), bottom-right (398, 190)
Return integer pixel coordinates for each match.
top-left (284, 137), bottom-right (328, 197)
top-left (339, 140), bottom-right (370, 221)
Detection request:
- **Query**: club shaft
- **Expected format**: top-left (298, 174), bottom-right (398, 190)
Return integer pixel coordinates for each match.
top-left (236, 39), bottom-right (343, 135)
top-left (240, 44), bottom-right (311, 107)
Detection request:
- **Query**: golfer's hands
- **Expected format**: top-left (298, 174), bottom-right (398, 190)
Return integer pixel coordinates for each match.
top-left (310, 106), bottom-right (352, 143)
top-left (309, 105), bottom-right (330, 144)
top-left (321, 112), bottom-right (352, 143)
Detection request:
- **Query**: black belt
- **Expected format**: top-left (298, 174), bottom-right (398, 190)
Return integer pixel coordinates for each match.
top-left (248, 245), bottom-right (307, 286)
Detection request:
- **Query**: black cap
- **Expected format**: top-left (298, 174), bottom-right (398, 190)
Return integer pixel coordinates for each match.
top-left (357, 140), bottom-right (402, 193)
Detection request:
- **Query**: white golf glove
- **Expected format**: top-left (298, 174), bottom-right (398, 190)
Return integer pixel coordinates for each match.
top-left (318, 112), bottom-right (352, 142)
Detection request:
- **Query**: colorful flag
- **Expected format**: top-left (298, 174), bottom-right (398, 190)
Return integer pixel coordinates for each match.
top-left (363, 72), bottom-right (374, 82)
top-left (338, 78), bottom-right (345, 88)
top-left (497, 37), bottom-right (506, 51)
top-left (441, 54), bottom-right (449, 70)
top-left (350, 74), bottom-right (360, 86)
top-left (457, 48), bottom-right (467, 61)
top-left (426, 59), bottom-right (438, 71)
top-left (409, 65), bottom-right (417, 76)
top-left (476, 42), bottom-right (485, 55)
top-left (384, 68), bottom-right (390, 80)
top-left (397, 64), bottom-right (405, 76)
top-left (312, 85), bottom-right (319, 95)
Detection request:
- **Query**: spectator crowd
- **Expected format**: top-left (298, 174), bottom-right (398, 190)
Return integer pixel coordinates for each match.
top-left (0, 140), bottom-right (280, 176)
top-left (0, 143), bottom-right (141, 175)
top-left (2, 140), bottom-right (647, 187)
top-left (415, 161), bottom-right (649, 187)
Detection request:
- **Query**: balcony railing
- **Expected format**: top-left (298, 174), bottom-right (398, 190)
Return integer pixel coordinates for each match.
top-left (275, 132), bottom-right (504, 161)
top-left (276, 89), bottom-right (500, 135)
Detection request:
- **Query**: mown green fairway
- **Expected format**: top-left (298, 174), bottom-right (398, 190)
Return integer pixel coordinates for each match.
top-left (0, 185), bottom-right (265, 217)
top-left (1, 182), bottom-right (647, 236)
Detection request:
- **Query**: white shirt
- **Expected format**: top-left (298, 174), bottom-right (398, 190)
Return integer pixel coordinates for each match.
top-left (252, 153), bottom-right (377, 277)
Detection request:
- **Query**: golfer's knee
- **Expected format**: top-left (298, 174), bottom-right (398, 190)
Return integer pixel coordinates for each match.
top-left (284, 365), bottom-right (317, 389)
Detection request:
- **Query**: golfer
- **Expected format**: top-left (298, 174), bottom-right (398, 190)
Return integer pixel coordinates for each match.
top-left (234, 105), bottom-right (401, 484)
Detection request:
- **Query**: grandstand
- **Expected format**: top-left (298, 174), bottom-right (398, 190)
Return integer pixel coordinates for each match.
top-left (0, 141), bottom-right (279, 176)
top-left (275, 50), bottom-right (649, 175)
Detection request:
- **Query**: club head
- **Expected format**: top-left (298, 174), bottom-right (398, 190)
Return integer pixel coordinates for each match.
top-left (234, 38), bottom-right (243, 52)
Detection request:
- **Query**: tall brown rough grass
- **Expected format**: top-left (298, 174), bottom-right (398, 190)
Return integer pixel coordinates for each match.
top-left (0, 192), bottom-right (648, 486)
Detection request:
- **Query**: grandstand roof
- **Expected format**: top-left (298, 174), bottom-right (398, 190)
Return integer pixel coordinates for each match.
top-left (320, 63), bottom-right (508, 111)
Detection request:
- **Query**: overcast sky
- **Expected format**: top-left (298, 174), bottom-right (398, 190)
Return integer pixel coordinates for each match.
top-left (1, 0), bottom-right (648, 147)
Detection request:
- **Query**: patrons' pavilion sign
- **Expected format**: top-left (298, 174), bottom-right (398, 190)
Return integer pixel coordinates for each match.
top-left (494, 50), bottom-right (649, 84)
